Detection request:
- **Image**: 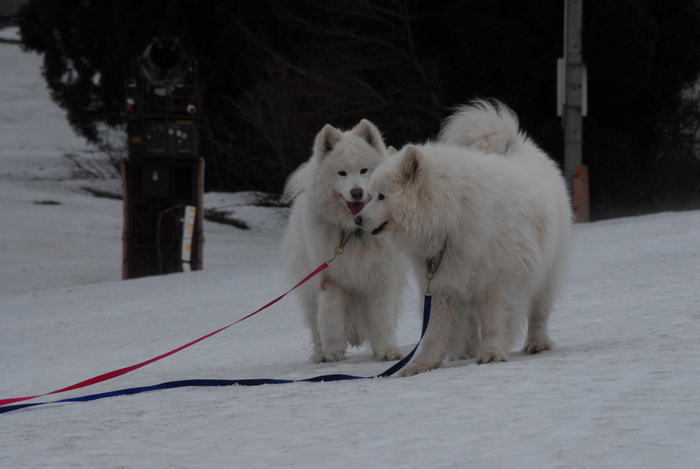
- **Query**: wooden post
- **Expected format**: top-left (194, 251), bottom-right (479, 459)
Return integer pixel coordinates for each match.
top-left (120, 158), bottom-right (129, 280)
top-left (195, 157), bottom-right (205, 271)
top-left (573, 165), bottom-right (589, 223)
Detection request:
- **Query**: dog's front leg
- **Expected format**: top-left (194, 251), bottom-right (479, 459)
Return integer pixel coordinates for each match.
top-left (399, 294), bottom-right (454, 377)
top-left (364, 286), bottom-right (403, 362)
top-left (316, 273), bottom-right (348, 362)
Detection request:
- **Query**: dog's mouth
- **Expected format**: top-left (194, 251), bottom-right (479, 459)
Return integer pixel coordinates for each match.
top-left (371, 221), bottom-right (388, 236)
top-left (347, 201), bottom-right (365, 216)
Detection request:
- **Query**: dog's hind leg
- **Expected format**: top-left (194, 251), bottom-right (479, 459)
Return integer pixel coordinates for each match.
top-left (476, 286), bottom-right (518, 364)
top-left (523, 277), bottom-right (555, 354)
top-left (454, 300), bottom-right (480, 360)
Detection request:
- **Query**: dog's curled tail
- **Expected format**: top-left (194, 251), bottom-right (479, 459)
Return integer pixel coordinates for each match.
top-left (438, 99), bottom-right (527, 156)
top-left (281, 161), bottom-right (310, 204)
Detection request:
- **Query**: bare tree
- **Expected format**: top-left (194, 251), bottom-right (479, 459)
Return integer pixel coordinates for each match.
top-left (207, 0), bottom-right (445, 193)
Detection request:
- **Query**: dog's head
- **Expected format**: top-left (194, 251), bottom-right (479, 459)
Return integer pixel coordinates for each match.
top-left (355, 144), bottom-right (424, 236)
top-left (311, 120), bottom-right (391, 219)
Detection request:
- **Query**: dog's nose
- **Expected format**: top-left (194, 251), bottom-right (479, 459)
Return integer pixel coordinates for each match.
top-left (351, 188), bottom-right (363, 200)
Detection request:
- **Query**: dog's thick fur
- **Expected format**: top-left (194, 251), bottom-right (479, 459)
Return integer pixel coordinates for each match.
top-left (282, 120), bottom-right (404, 363)
top-left (356, 101), bottom-right (572, 376)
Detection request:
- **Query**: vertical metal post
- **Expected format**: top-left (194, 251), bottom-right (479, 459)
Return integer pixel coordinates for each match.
top-left (561, 0), bottom-right (589, 222)
top-left (564, 0), bottom-right (584, 196)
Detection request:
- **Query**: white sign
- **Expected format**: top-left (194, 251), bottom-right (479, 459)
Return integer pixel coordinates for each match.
top-left (181, 205), bottom-right (196, 272)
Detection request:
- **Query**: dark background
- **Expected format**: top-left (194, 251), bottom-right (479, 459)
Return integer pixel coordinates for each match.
top-left (17, 0), bottom-right (700, 220)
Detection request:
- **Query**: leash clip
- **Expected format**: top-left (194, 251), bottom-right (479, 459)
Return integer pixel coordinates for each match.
top-left (425, 239), bottom-right (446, 296)
top-left (326, 230), bottom-right (352, 265)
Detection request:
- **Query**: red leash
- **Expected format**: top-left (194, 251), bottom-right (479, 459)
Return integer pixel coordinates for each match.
top-left (0, 262), bottom-right (329, 408)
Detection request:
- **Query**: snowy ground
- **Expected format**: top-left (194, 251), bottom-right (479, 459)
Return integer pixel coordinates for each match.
top-left (2, 34), bottom-right (700, 468)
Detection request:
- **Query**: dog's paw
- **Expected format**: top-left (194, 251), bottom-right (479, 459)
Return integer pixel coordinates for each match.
top-left (320, 350), bottom-right (346, 363)
top-left (476, 347), bottom-right (508, 364)
top-left (523, 337), bottom-right (553, 355)
top-left (311, 349), bottom-right (325, 364)
top-left (456, 349), bottom-right (478, 361)
top-left (374, 348), bottom-right (404, 362)
top-left (398, 361), bottom-right (440, 377)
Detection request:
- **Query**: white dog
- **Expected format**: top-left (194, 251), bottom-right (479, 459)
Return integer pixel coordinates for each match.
top-left (281, 120), bottom-right (405, 363)
top-left (355, 101), bottom-right (572, 376)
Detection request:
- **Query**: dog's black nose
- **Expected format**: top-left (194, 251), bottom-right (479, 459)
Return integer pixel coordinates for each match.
top-left (351, 188), bottom-right (363, 200)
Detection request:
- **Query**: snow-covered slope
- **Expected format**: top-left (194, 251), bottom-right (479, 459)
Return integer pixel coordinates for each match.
top-left (1, 37), bottom-right (699, 468)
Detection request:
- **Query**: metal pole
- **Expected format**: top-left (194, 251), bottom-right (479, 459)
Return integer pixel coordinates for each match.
top-left (564, 0), bottom-right (583, 196)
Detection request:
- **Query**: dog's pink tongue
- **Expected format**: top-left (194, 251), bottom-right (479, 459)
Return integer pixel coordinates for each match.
top-left (348, 202), bottom-right (364, 216)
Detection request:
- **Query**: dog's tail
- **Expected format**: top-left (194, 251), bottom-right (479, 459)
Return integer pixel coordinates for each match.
top-left (281, 161), bottom-right (310, 204)
top-left (438, 99), bottom-right (527, 156)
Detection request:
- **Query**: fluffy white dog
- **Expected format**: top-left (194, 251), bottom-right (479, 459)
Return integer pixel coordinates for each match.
top-left (282, 120), bottom-right (405, 363)
top-left (355, 101), bottom-right (572, 376)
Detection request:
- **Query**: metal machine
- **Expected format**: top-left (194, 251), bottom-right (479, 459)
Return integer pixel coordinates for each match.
top-left (121, 38), bottom-right (204, 279)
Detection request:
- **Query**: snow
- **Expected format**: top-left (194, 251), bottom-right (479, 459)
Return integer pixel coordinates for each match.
top-left (0, 25), bottom-right (21, 42)
top-left (2, 35), bottom-right (700, 468)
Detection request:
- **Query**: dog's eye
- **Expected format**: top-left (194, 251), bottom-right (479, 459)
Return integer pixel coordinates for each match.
top-left (378, 193), bottom-right (385, 201)
top-left (338, 171), bottom-right (347, 176)
top-left (360, 168), bottom-right (368, 175)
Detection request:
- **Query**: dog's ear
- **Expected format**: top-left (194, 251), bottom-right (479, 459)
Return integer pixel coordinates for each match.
top-left (399, 145), bottom-right (423, 184)
top-left (387, 146), bottom-right (398, 155)
top-left (314, 124), bottom-right (343, 158)
top-left (353, 119), bottom-right (386, 154)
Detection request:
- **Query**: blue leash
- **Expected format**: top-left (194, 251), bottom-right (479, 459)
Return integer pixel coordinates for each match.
top-left (0, 296), bottom-right (431, 414)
